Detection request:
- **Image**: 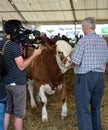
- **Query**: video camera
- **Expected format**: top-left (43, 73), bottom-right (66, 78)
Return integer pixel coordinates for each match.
top-left (10, 25), bottom-right (44, 49)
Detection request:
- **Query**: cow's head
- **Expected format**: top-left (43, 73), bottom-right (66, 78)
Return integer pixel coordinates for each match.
top-left (55, 40), bottom-right (74, 73)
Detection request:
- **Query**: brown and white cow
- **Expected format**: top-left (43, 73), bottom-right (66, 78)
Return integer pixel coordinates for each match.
top-left (27, 40), bottom-right (73, 122)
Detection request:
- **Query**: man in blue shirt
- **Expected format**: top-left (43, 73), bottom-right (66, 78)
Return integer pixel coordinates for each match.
top-left (71, 17), bottom-right (108, 130)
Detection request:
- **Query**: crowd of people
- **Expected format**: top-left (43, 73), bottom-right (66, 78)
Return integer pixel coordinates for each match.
top-left (0, 17), bottom-right (108, 130)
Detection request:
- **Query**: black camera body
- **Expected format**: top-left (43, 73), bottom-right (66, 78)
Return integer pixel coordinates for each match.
top-left (10, 25), bottom-right (41, 48)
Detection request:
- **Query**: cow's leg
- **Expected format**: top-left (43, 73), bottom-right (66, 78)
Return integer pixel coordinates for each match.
top-left (61, 99), bottom-right (68, 120)
top-left (27, 79), bottom-right (37, 108)
top-left (39, 86), bottom-right (48, 122)
top-left (58, 83), bottom-right (68, 120)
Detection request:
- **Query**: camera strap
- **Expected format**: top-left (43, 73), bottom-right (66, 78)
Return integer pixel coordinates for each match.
top-left (1, 40), bottom-right (11, 55)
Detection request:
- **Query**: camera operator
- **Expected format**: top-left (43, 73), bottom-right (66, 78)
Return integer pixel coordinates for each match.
top-left (0, 19), bottom-right (41, 130)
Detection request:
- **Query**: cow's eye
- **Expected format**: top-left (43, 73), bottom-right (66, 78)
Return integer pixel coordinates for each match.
top-left (58, 51), bottom-right (61, 54)
top-left (58, 51), bottom-right (63, 56)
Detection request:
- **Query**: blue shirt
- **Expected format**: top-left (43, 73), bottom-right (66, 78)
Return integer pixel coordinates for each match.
top-left (72, 32), bottom-right (108, 74)
top-left (0, 38), bottom-right (26, 85)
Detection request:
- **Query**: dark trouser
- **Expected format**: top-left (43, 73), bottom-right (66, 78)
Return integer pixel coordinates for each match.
top-left (75, 71), bottom-right (104, 130)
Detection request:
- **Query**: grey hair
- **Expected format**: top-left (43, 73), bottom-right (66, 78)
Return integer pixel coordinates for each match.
top-left (82, 17), bottom-right (96, 30)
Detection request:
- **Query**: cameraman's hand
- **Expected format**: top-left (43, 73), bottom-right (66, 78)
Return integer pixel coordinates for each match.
top-left (32, 46), bottom-right (42, 58)
top-left (15, 46), bottom-right (42, 71)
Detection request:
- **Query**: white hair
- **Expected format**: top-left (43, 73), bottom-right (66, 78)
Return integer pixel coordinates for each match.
top-left (82, 17), bottom-right (96, 30)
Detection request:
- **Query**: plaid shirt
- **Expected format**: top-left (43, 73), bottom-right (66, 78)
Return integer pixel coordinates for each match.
top-left (72, 32), bottom-right (108, 74)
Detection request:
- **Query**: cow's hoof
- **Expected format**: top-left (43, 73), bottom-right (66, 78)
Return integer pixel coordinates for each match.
top-left (31, 100), bottom-right (37, 109)
top-left (61, 116), bottom-right (68, 121)
top-left (31, 104), bottom-right (37, 109)
top-left (32, 106), bottom-right (37, 110)
top-left (42, 118), bottom-right (48, 122)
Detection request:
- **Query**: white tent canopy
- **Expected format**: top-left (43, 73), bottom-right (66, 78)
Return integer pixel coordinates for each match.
top-left (0, 0), bottom-right (108, 25)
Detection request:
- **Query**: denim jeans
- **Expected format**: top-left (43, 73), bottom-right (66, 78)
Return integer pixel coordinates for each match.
top-left (0, 103), bottom-right (6, 130)
top-left (75, 71), bottom-right (104, 130)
